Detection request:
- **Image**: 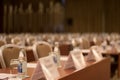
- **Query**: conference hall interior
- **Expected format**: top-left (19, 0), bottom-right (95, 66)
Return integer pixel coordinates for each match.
top-left (0, 0), bottom-right (120, 80)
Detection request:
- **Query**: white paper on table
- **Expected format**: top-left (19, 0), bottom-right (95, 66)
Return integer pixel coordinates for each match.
top-left (106, 45), bottom-right (113, 51)
top-left (63, 54), bottom-right (74, 69)
top-left (98, 46), bottom-right (106, 53)
top-left (60, 56), bottom-right (68, 61)
top-left (114, 44), bottom-right (120, 52)
top-left (81, 49), bottom-right (90, 53)
top-left (64, 48), bottom-right (86, 70)
top-left (0, 73), bottom-right (16, 79)
top-left (101, 40), bottom-right (107, 46)
top-left (91, 49), bottom-right (103, 61)
top-left (71, 49), bottom-right (86, 70)
top-left (40, 55), bottom-right (60, 80)
top-left (31, 61), bottom-right (45, 80)
top-left (86, 50), bottom-right (95, 62)
top-left (27, 63), bottom-right (37, 68)
top-left (88, 46), bottom-right (103, 61)
top-left (92, 45), bottom-right (105, 54)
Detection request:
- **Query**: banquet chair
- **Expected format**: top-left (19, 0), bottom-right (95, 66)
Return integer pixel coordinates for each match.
top-left (93, 37), bottom-right (103, 46)
top-left (0, 44), bottom-right (22, 68)
top-left (33, 41), bottom-right (52, 60)
top-left (0, 40), bottom-right (6, 47)
top-left (11, 37), bottom-right (21, 44)
top-left (80, 38), bottom-right (90, 49)
top-left (4, 35), bottom-right (13, 44)
top-left (11, 37), bottom-right (25, 47)
top-left (59, 43), bottom-right (73, 55)
top-left (26, 36), bottom-right (37, 46)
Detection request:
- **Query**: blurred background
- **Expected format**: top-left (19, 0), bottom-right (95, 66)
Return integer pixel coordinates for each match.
top-left (0, 0), bottom-right (120, 33)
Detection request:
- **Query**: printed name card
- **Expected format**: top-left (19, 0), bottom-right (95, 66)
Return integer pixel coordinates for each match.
top-left (86, 46), bottom-right (103, 62)
top-left (63, 54), bottom-right (74, 69)
top-left (115, 44), bottom-right (120, 52)
top-left (100, 45), bottom-right (113, 53)
top-left (31, 61), bottom-right (45, 80)
top-left (92, 45), bottom-right (105, 54)
top-left (31, 55), bottom-right (60, 80)
top-left (91, 49), bottom-right (103, 61)
top-left (64, 48), bottom-right (86, 70)
top-left (105, 45), bottom-right (113, 51)
top-left (40, 55), bottom-right (60, 80)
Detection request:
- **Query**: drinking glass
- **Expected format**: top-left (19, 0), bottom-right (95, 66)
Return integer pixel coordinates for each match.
top-left (8, 59), bottom-right (20, 80)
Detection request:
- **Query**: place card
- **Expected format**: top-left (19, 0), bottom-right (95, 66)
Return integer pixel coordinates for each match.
top-left (60, 56), bottom-right (68, 61)
top-left (31, 55), bottom-right (59, 80)
top-left (64, 49), bottom-right (86, 70)
top-left (27, 63), bottom-right (37, 68)
top-left (99, 46), bottom-right (106, 53)
top-left (81, 49), bottom-right (90, 53)
top-left (63, 54), bottom-right (74, 69)
top-left (114, 44), bottom-right (120, 52)
top-left (105, 45), bottom-right (113, 51)
top-left (92, 45), bottom-right (105, 54)
top-left (91, 49), bottom-right (103, 61)
top-left (31, 61), bottom-right (45, 80)
top-left (86, 48), bottom-right (103, 62)
top-left (101, 40), bottom-right (107, 46)
top-left (40, 55), bottom-right (60, 80)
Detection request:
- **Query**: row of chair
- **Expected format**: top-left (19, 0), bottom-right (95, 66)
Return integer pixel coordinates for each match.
top-left (0, 41), bottom-right (53, 68)
top-left (0, 32), bottom-right (120, 69)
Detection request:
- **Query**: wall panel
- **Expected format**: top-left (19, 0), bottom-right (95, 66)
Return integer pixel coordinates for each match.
top-left (1, 0), bottom-right (120, 33)
top-left (0, 0), bottom-right (3, 33)
top-left (105, 0), bottom-right (120, 33)
top-left (65, 0), bottom-right (103, 33)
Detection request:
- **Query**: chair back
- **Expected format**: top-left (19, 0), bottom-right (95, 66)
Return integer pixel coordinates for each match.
top-left (33, 41), bottom-right (52, 60)
top-left (11, 37), bottom-right (25, 47)
top-left (81, 38), bottom-right (90, 49)
top-left (0, 44), bottom-right (21, 68)
top-left (0, 40), bottom-right (6, 47)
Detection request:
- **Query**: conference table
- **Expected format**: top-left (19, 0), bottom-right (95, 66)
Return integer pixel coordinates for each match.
top-left (80, 46), bottom-right (120, 79)
top-left (101, 47), bottom-right (120, 79)
top-left (0, 57), bottom-right (110, 80)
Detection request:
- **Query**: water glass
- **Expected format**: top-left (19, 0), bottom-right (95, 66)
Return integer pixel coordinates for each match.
top-left (8, 59), bottom-right (20, 80)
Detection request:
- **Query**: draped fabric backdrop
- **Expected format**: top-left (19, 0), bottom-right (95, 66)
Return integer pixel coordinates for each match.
top-left (0, 0), bottom-right (3, 33)
top-left (1, 0), bottom-right (120, 33)
top-left (65, 0), bottom-right (120, 33)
